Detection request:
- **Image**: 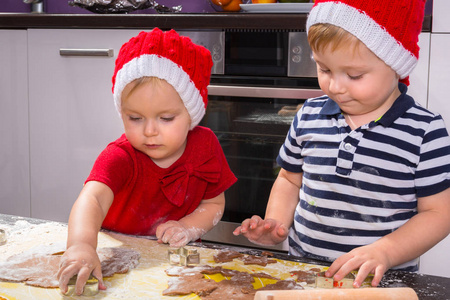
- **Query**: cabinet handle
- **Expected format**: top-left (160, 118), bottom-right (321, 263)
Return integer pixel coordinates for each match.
top-left (59, 48), bottom-right (114, 57)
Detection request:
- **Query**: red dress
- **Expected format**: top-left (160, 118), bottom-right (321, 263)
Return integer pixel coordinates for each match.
top-left (86, 126), bottom-right (237, 236)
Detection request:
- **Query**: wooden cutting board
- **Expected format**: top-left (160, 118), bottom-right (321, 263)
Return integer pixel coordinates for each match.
top-left (0, 220), bottom-right (374, 300)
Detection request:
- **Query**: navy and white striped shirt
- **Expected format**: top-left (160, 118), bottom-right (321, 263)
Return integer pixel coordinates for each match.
top-left (277, 84), bottom-right (450, 271)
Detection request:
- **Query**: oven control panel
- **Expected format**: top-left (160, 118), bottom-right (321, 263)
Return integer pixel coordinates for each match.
top-left (288, 32), bottom-right (317, 78)
top-left (177, 30), bottom-right (225, 75)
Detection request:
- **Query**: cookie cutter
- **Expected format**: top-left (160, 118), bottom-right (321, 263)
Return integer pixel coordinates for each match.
top-left (315, 271), bottom-right (355, 289)
top-left (0, 229), bottom-right (6, 246)
top-left (168, 246), bottom-right (200, 267)
top-left (64, 275), bottom-right (99, 296)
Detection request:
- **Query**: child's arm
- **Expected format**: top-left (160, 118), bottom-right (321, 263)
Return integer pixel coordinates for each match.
top-left (232, 168), bottom-right (302, 245)
top-left (326, 187), bottom-right (450, 288)
top-left (57, 181), bottom-right (114, 295)
top-left (155, 192), bottom-right (226, 247)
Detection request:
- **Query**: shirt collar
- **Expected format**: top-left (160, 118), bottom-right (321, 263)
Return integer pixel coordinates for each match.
top-left (319, 83), bottom-right (415, 127)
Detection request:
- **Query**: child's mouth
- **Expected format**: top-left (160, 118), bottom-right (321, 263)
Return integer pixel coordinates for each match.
top-left (145, 144), bottom-right (161, 149)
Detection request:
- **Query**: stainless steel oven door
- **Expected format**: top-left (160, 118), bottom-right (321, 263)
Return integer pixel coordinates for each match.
top-left (201, 83), bottom-right (323, 251)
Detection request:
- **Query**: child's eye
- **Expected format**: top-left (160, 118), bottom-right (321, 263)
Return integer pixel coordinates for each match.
top-left (128, 116), bottom-right (142, 121)
top-left (348, 74), bottom-right (363, 80)
top-left (319, 68), bottom-right (330, 74)
top-left (161, 116), bottom-right (175, 122)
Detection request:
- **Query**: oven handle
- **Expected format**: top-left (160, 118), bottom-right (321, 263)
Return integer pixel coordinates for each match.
top-left (207, 85), bottom-right (323, 99)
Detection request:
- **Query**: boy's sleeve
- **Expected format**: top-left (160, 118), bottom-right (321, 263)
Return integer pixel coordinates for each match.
top-left (277, 112), bottom-right (304, 174)
top-left (415, 115), bottom-right (450, 198)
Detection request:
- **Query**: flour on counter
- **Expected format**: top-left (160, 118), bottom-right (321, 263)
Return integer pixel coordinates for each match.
top-left (0, 219), bottom-right (68, 262)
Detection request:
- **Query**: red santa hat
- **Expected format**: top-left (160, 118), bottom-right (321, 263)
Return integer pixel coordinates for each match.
top-left (112, 28), bottom-right (213, 129)
top-left (306, 0), bottom-right (426, 86)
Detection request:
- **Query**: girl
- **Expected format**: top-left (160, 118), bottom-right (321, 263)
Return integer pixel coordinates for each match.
top-left (58, 28), bottom-right (237, 295)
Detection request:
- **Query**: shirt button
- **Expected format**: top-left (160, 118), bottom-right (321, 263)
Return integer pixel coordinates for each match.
top-left (344, 143), bottom-right (352, 150)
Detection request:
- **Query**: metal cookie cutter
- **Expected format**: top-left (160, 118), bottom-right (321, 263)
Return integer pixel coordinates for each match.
top-left (0, 229), bottom-right (6, 246)
top-left (168, 246), bottom-right (200, 267)
top-left (315, 271), bottom-right (355, 289)
top-left (64, 275), bottom-right (99, 296)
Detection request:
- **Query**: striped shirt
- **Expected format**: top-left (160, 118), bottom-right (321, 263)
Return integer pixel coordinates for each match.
top-left (277, 84), bottom-right (450, 271)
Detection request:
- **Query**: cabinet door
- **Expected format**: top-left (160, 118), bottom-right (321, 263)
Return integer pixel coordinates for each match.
top-left (428, 34), bottom-right (450, 134)
top-left (28, 29), bottom-right (140, 222)
top-left (419, 33), bottom-right (450, 278)
top-left (408, 33), bottom-right (430, 109)
top-left (432, 0), bottom-right (450, 33)
top-left (0, 30), bottom-right (30, 217)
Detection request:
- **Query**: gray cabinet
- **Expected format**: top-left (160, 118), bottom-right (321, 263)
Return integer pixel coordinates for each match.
top-left (27, 29), bottom-right (137, 222)
top-left (0, 30), bottom-right (30, 217)
top-left (408, 33), bottom-right (430, 109)
top-left (418, 29), bottom-right (450, 279)
top-left (432, 0), bottom-right (450, 33)
top-left (416, 0), bottom-right (450, 278)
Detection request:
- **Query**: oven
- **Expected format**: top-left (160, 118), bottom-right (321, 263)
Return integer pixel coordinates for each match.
top-left (179, 29), bottom-right (322, 251)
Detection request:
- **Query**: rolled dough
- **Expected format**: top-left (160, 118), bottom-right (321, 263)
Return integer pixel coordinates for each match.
top-left (0, 247), bottom-right (140, 288)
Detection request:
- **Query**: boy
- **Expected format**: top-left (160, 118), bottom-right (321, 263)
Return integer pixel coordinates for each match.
top-left (234, 0), bottom-right (450, 289)
top-left (58, 28), bottom-right (237, 295)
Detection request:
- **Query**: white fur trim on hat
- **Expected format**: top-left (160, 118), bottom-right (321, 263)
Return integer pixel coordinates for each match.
top-left (306, 2), bottom-right (418, 79)
top-left (113, 54), bottom-right (206, 130)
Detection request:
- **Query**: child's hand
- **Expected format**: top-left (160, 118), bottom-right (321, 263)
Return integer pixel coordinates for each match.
top-left (156, 220), bottom-right (204, 248)
top-left (57, 243), bottom-right (106, 295)
top-left (232, 215), bottom-right (289, 246)
top-left (325, 243), bottom-right (391, 288)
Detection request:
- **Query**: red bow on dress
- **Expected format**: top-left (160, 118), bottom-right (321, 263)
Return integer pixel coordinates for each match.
top-left (159, 156), bottom-right (221, 207)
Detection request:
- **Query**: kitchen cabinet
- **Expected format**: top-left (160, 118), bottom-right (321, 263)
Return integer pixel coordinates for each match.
top-left (408, 33), bottom-right (430, 109)
top-left (418, 31), bottom-right (450, 279)
top-left (428, 34), bottom-right (450, 133)
top-left (27, 29), bottom-right (139, 222)
top-left (0, 30), bottom-right (30, 217)
top-left (432, 0), bottom-right (450, 33)
top-left (418, 0), bottom-right (450, 279)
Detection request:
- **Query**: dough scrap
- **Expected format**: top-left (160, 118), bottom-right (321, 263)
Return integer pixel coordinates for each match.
top-left (239, 254), bottom-right (277, 266)
top-left (201, 276), bottom-right (256, 300)
top-left (99, 247), bottom-right (140, 277)
top-left (213, 249), bottom-right (277, 266)
top-left (164, 265), bottom-right (304, 300)
top-left (201, 265), bottom-right (244, 278)
top-left (251, 272), bottom-right (279, 280)
top-left (162, 273), bottom-right (219, 296)
top-left (200, 265), bottom-right (279, 281)
top-left (0, 252), bottom-right (61, 287)
top-left (290, 269), bottom-right (318, 285)
top-left (258, 279), bottom-right (304, 290)
top-left (0, 247), bottom-right (140, 288)
top-left (213, 249), bottom-right (244, 263)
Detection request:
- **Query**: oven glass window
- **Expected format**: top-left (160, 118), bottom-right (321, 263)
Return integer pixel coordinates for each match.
top-left (225, 31), bottom-right (289, 77)
top-left (200, 96), bottom-right (303, 223)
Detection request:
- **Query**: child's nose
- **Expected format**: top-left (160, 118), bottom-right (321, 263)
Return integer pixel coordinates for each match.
top-left (144, 120), bottom-right (158, 136)
top-left (328, 75), bottom-right (345, 94)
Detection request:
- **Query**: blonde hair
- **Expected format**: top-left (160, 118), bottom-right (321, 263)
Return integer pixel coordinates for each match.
top-left (121, 76), bottom-right (165, 103)
top-left (308, 23), bottom-right (361, 54)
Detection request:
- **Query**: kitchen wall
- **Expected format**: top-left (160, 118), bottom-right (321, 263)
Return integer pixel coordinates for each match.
top-left (1, 0), bottom-right (215, 14)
